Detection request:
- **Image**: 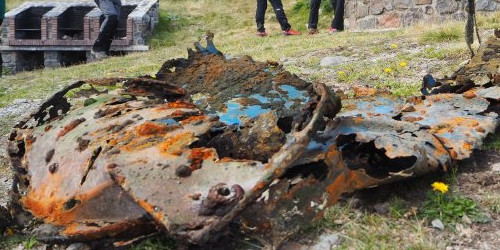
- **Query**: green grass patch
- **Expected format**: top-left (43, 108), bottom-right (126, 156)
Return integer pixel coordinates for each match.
top-left (311, 203), bottom-right (443, 249)
top-left (130, 235), bottom-right (176, 250)
top-left (419, 24), bottom-right (463, 43)
top-left (0, 235), bottom-right (33, 249)
top-left (420, 190), bottom-right (481, 224)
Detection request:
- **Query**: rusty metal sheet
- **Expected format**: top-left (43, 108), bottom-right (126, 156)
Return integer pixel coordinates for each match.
top-left (8, 44), bottom-right (340, 245)
top-left (240, 84), bottom-right (500, 247)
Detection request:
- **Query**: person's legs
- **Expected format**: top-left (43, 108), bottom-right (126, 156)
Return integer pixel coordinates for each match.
top-left (268, 0), bottom-right (291, 31)
top-left (308, 0), bottom-right (321, 30)
top-left (104, 0), bottom-right (121, 53)
top-left (0, 19), bottom-right (3, 77)
top-left (93, 0), bottom-right (120, 54)
top-left (331, 0), bottom-right (344, 31)
top-left (256, 0), bottom-right (267, 32)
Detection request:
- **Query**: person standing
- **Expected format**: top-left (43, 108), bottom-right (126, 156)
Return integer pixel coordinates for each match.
top-left (91, 0), bottom-right (122, 60)
top-left (308, 0), bottom-right (345, 34)
top-left (255, 0), bottom-right (301, 36)
top-left (1, 0), bottom-right (5, 77)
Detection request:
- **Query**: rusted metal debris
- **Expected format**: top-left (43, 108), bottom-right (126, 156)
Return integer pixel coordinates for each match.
top-left (7, 36), bottom-right (500, 248)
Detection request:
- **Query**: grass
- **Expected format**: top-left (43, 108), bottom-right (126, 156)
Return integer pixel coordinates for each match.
top-left (418, 23), bottom-right (464, 43)
top-left (420, 190), bottom-right (480, 224)
top-left (130, 235), bottom-right (176, 250)
top-left (313, 203), bottom-right (444, 249)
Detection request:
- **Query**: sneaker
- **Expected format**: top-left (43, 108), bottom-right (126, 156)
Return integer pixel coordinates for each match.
top-left (283, 29), bottom-right (301, 36)
top-left (308, 28), bottom-right (319, 35)
top-left (256, 31), bottom-right (268, 37)
top-left (328, 27), bottom-right (340, 34)
top-left (91, 49), bottom-right (108, 60)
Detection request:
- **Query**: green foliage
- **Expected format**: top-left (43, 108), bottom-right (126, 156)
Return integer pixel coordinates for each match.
top-left (148, 12), bottom-right (188, 48)
top-left (484, 131), bottom-right (500, 150)
top-left (0, 87), bottom-right (6, 98)
top-left (0, 235), bottom-right (25, 249)
top-left (419, 24), bottom-right (463, 43)
top-left (292, 0), bottom-right (333, 13)
top-left (130, 235), bottom-right (176, 250)
top-left (22, 236), bottom-right (37, 250)
top-left (388, 196), bottom-right (407, 219)
top-left (420, 191), bottom-right (479, 223)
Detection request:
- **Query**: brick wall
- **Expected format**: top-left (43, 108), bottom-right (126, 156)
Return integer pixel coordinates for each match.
top-left (345, 0), bottom-right (500, 30)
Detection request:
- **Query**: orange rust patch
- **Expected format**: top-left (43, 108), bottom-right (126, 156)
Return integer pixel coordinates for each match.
top-left (180, 115), bottom-right (206, 125)
top-left (158, 132), bottom-right (196, 155)
top-left (44, 125), bottom-right (53, 132)
top-left (353, 86), bottom-right (377, 97)
top-left (462, 91), bottom-right (477, 99)
top-left (135, 122), bottom-right (172, 137)
top-left (252, 181), bottom-right (268, 193)
top-left (188, 148), bottom-right (216, 170)
top-left (57, 118), bottom-right (86, 139)
top-left (155, 101), bottom-right (197, 111)
top-left (431, 117), bottom-right (480, 134)
top-left (402, 116), bottom-right (423, 123)
top-left (137, 200), bottom-right (163, 222)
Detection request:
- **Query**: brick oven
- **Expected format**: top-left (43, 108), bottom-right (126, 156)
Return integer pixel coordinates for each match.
top-left (0, 0), bottom-right (159, 72)
top-left (345, 0), bottom-right (500, 30)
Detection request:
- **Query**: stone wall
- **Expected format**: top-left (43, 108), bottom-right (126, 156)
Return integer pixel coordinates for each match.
top-left (345, 0), bottom-right (500, 30)
top-left (0, 0), bottom-right (159, 72)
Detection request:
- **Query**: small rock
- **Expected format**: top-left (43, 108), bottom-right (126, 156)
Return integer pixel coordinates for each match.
top-left (66, 243), bottom-right (91, 250)
top-left (32, 223), bottom-right (60, 237)
top-left (491, 162), bottom-right (500, 172)
top-left (373, 202), bottom-right (390, 215)
top-left (462, 215), bottom-right (472, 224)
top-left (175, 165), bottom-right (192, 177)
top-left (311, 233), bottom-right (340, 250)
top-left (431, 219), bottom-right (445, 230)
top-left (401, 103), bottom-right (416, 112)
top-left (320, 56), bottom-right (349, 67)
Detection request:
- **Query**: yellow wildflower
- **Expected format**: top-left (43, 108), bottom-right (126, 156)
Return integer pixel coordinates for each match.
top-left (338, 71), bottom-right (345, 76)
top-left (400, 61), bottom-right (407, 67)
top-left (384, 67), bottom-right (392, 73)
top-left (432, 182), bottom-right (449, 194)
top-left (390, 43), bottom-right (398, 49)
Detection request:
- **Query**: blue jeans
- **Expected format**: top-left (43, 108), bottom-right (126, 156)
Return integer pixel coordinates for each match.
top-left (93, 0), bottom-right (122, 54)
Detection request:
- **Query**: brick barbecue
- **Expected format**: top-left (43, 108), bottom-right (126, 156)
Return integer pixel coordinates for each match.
top-left (0, 0), bottom-right (159, 72)
top-left (345, 0), bottom-right (500, 30)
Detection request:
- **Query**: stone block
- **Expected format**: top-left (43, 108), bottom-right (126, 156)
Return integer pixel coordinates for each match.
top-left (476, 0), bottom-right (497, 11)
top-left (379, 12), bottom-right (401, 28)
top-left (435, 0), bottom-right (459, 14)
top-left (358, 17), bottom-right (379, 29)
top-left (415, 0), bottom-right (432, 4)
top-left (370, 2), bottom-right (385, 15)
top-left (394, 0), bottom-right (414, 10)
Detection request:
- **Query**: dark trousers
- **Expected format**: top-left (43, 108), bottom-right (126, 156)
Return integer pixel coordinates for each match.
top-left (308, 0), bottom-right (345, 30)
top-left (256, 0), bottom-right (291, 32)
top-left (93, 0), bottom-right (121, 54)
